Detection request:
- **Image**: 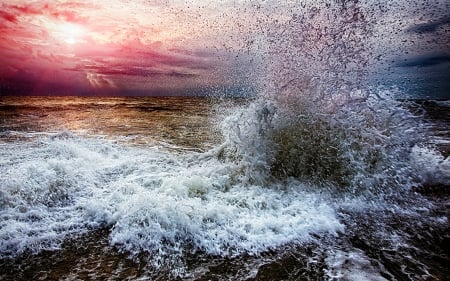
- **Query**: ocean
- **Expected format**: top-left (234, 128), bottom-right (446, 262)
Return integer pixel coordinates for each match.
top-left (0, 96), bottom-right (448, 280)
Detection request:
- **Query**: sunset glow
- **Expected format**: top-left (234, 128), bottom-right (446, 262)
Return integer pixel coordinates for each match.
top-left (0, 0), bottom-right (245, 96)
top-left (0, 0), bottom-right (448, 96)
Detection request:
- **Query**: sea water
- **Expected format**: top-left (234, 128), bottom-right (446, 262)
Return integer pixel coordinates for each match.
top-left (0, 96), bottom-right (448, 280)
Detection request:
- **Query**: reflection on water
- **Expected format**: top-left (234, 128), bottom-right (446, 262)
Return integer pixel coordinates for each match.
top-left (0, 96), bottom-right (232, 149)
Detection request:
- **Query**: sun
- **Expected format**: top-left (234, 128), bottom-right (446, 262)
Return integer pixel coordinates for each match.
top-left (54, 22), bottom-right (86, 45)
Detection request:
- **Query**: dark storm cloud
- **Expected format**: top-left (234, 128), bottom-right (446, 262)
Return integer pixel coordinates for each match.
top-left (66, 64), bottom-right (198, 78)
top-left (396, 54), bottom-right (450, 67)
top-left (407, 16), bottom-right (450, 34)
top-left (0, 69), bottom-right (89, 96)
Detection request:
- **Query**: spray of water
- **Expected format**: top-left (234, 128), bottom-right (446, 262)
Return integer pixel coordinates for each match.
top-left (218, 1), bottom-right (430, 196)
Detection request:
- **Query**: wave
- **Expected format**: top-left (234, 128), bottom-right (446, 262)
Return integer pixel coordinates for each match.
top-left (0, 92), bottom-right (447, 269)
top-left (219, 90), bottom-right (431, 195)
top-left (0, 136), bottom-right (344, 262)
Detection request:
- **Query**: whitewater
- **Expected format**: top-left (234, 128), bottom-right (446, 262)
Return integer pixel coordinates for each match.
top-left (0, 95), bottom-right (448, 280)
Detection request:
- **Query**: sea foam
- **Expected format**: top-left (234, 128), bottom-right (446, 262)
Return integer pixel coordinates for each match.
top-left (0, 135), bottom-right (344, 263)
top-left (1, 92), bottom-right (445, 268)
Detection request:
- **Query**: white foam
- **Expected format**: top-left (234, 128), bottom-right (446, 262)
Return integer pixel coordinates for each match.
top-left (0, 136), bottom-right (343, 261)
top-left (0, 138), bottom-right (114, 256)
top-left (83, 147), bottom-right (345, 260)
top-left (0, 92), bottom-right (446, 272)
top-left (411, 145), bottom-right (450, 186)
top-left (432, 100), bottom-right (450, 107)
top-left (325, 249), bottom-right (388, 281)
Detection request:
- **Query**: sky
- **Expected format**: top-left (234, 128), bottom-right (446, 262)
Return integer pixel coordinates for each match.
top-left (0, 0), bottom-right (250, 96)
top-left (0, 0), bottom-right (449, 97)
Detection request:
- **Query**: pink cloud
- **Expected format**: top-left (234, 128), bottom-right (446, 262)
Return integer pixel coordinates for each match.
top-left (0, 10), bottom-right (17, 23)
top-left (0, 0), bottom-right (237, 95)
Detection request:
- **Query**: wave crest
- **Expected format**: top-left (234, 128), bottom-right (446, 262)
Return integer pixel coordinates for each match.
top-left (220, 90), bottom-right (428, 194)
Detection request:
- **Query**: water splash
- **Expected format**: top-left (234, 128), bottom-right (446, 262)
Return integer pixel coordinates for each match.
top-left (220, 90), bottom-right (428, 195)
top-left (217, 1), bottom-right (438, 195)
top-left (250, 1), bottom-right (374, 110)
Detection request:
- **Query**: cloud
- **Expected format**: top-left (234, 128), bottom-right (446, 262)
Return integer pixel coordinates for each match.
top-left (2, 2), bottom-right (92, 22)
top-left (0, 0), bottom-right (250, 95)
top-left (85, 72), bottom-right (116, 88)
top-left (407, 16), bottom-right (450, 34)
top-left (0, 68), bottom-right (89, 95)
top-left (69, 64), bottom-right (199, 78)
top-left (396, 54), bottom-right (450, 67)
top-left (0, 10), bottom-right (17, 23)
